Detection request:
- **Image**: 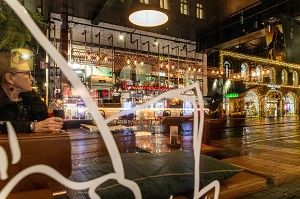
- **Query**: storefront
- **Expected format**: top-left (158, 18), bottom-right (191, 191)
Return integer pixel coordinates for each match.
top-left (230, 88), bottom-right (299, 118)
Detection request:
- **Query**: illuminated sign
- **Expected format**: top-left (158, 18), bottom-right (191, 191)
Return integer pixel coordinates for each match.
top-left (226, 93), bottom-right (238, 98)
top-left (267, 84), bottom-right (281, 89)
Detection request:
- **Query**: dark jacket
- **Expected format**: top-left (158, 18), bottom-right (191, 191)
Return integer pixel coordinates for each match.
top-left (0, 86), bottom-right (48, 133)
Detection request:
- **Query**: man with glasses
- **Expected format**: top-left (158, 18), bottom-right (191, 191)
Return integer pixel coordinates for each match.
top-left (0, 48), bottom-right (63, 133)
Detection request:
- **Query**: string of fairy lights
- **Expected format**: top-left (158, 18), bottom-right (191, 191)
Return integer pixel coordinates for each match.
top-left (219, 50), bottom-right (300, 89)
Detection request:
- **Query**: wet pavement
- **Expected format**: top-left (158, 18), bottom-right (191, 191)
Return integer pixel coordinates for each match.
top-left (56, 117), bottom-right (300, 199)
top-left (210, 117), bottom-right (300, 157)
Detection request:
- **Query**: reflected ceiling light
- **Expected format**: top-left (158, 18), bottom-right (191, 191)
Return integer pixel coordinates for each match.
top-left (129, 10), bottom-right (168, 27)
top-left (119, 33), bottom-right (125, 41)
top-left (104, 55), bottom-right (108, 62)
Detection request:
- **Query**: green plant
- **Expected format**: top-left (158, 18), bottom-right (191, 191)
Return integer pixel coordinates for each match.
top-left (0, 1), bottom-right (47, 50)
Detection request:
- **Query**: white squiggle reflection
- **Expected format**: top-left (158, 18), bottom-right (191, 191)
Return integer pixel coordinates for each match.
top-left (0, 122), bottom-right (20, 181)
top-left (2, 0), bottom-right (220, 198)
top-left (6, 122), bottom-right (20, 164)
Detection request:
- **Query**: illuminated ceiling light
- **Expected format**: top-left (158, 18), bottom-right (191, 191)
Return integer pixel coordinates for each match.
top-left (104, 55), bottom-right (108, 62)
top-left (154, 39), bottom-right (158, 46)
top-left (171, 65), bottom-right (175, 69)
top-left (119, 33), bottom-right (125, 41)
top-left (212, 70), bottom-right (215, 73)
top-left (127, 59), bottom-right (130, 65)
top-left (140, 61), bottom-right (144, 66)
top-left (134, 60), bottom-right (137, 65)
top-left (198, 68), bottom-right (201, 72)
top-left (129, 10), bottom-right (168, 27)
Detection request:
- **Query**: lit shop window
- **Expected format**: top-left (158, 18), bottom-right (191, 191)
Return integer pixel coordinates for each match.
top-left (180, 0), bottom-right (189, 15)
top-left (196, 3), bottom-right (204, 19)
top-left (160, 0), bottom-right (170, 10)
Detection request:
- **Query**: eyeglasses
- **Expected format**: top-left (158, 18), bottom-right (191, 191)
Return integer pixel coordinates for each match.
top-left (10, 71), bottom-right (32, 78)
top-left (11, 51), bottom-right (34, 64)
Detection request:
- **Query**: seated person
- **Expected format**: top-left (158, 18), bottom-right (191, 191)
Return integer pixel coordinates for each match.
top-left (0, 49), bottom-right (63, 134)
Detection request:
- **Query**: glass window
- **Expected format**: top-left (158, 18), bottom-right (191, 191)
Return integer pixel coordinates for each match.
top-left (270, 67), bottom-right (276, 84)
top-left (160, 0), bottom-right (170, 10)
top-left (140, 0), bottom-right (150, 4)
top-left (180, 0), bottom-right (189, 15)
top-left (196, 3), bottom-right (204, 19)
top-left (281, 69), bottom-right (288, 85)
top-left (293, 71), bottom-right (298, 86)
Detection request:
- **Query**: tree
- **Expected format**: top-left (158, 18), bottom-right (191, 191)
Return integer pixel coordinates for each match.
top-left (0, 1), bottom-right (47, 50)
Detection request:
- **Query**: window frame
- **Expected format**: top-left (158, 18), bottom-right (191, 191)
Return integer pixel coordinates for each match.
top-left (160, 0), bottom-right (170, 10)
top-left (140, 0), bottom-right (150, 5)
top-left (196, 3), bottom-right (204, 19)
top-left (180, 0), bottom-right (189, 15)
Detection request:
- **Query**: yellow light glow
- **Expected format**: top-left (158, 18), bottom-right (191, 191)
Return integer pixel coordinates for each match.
top-left (129, 10), bottom-right (168, 27)
top-left (119, 34), bottom-right (124, 40)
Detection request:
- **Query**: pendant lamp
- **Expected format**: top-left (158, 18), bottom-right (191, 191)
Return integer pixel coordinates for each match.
top-left (129, 10), bottom-right (168, 27)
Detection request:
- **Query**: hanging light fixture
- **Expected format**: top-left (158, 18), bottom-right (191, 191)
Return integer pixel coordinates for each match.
top-left (129, 10), bottom-right (168, 27)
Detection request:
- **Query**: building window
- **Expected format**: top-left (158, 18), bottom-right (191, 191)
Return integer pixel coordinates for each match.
top-left (160, 0), bottom-right (170, 10)
top-left (281, 69), bottom-right (288, 85)
top-left (180, 0), bottom-right (189, 15)
top-left (293, 71), bottom-right (298, 86)
top-left (140, 0), bottom-right (150, 4)
top-left (196, 3), bottom-right (204, 19)
top-left (270, 67), bottom-right (276, 84)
